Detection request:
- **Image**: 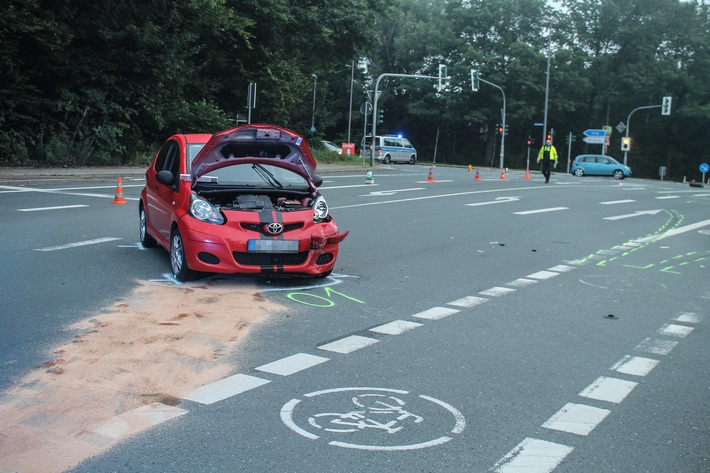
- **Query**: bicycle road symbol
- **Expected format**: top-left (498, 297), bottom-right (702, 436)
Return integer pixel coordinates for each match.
top-left (308, 394), bottom-right (424, 434)
top-left (281, 387), bottom-right (466, 451)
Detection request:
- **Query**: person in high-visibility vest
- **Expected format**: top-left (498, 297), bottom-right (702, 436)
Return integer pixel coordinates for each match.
top-left (536, 139), bottom-right (558, 183)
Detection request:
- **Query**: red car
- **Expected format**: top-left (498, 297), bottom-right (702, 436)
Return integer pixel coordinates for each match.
top-left (139, 124), bottom-right (348, 281)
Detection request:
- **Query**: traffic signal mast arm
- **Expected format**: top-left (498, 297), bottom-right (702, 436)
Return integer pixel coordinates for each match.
top-left (472, 73), bottom-right (507, 169)
top-left (370, 71), bottom-right (449, 167)
top-left (622, 104), bottom-right (663, 166)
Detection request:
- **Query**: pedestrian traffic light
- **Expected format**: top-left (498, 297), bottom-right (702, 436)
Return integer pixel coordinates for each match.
top-left (621, 136), bottom-right (631, 152)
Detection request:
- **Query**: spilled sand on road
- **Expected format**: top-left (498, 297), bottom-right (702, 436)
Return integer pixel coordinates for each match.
top-left (0, 279), bottom-right (284, 473)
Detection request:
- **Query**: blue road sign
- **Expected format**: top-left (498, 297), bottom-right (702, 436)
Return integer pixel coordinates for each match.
top-left (700, 163), bottom-right (709, 173)
top-left (584, 129), bottom-right (605, 137)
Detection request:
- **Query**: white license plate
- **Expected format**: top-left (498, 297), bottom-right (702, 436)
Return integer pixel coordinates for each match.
top-left (247, 240), bottom-right (299, 253)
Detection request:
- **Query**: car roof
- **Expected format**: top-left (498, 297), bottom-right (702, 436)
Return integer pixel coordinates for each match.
top-left (191, 124), bottom-right (317, 181)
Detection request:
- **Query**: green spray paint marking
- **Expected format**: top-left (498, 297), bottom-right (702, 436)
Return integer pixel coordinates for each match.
top-left (287, 287), bottom-right (365, 308)
top-left (568, 210), bottom-right (683, 267)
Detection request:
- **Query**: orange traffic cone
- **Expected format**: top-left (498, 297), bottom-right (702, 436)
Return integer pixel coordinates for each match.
top-left (474, 168), bottom-right (481, 181)
top-left (500, 168), bottom-right (507, 180)
top-left (524, 168), bottom-right (530, 180)
top-left (426, 167), bottom-right (436, 182)
top-left (112, 177), bottom-right (127, 204)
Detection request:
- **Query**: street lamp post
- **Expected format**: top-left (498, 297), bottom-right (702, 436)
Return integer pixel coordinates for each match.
top-left (310, 74), bottom-right (317, 133)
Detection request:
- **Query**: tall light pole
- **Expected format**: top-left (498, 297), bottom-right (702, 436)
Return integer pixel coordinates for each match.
top-left (310, 74), bottom-right (317, 133)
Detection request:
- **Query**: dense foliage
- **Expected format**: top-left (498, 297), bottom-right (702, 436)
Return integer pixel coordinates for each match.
top-left (2, 0), bottom-right (708, 180)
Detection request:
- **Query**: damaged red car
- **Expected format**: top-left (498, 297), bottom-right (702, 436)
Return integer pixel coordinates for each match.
top-left (139, 124), bottom-right (348, 281)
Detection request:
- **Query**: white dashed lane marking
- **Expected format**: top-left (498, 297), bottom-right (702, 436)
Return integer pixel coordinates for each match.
top-left (182, 373), bottom-right (271, 405)
top-left (479, 287), bottom-right (516, 297)
top-left (493, 438), bottom-right (574, 473)
top-left (609, 356), bottom-right (660, 377)
top-left (579, 376), bottom-right (638, 404)
top-left (635, 337), bottom-right (679, 355)
top-left (369, 320), bottom-right (423, 335)
top-left (412, 307), bottom-right (460, 320)
top-left (447, 296), bottom-right (488, 308)
top-left (542, 403), bottom-right (611, 436)
top-left (256, 353), bottom-right (330, 376)
top-left (527, 270), bottom-right (560, 280)
top-left (657, 323), bottom-right (694, 338)
top-left (318, 335), bottom-right (379, 354)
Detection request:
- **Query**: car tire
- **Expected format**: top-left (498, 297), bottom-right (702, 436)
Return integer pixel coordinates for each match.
top-left (613, 170), bottom-right (625, 180)
top-left (170, 228), bottom-right (197, 281)
top-left (139, 205), bottom-right (158, 248)
top-left (409, 155), bottom-right (416, 164)
top-left (315, 269), bottom-right (332, 279)
top-left (574, 168), bottom-right (585, 177)
top-left (383, 155), bottom-right (391, 164)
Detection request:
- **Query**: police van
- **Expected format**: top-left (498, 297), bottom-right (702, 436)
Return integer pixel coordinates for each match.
top-left (360, 134), bottom-right (417, 164)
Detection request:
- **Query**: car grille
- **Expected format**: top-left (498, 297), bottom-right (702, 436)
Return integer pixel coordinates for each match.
top-left (316, 253), bottom-right (334, 265)
top-left (233, 251), bottom-right (309, 266)
top-left (240, 222), bottom-right (304, 235)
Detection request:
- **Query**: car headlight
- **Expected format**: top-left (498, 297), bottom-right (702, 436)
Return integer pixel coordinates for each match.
top-left (190, 194), bottom-right (224, 224)
top-left (313, 196), bottom-right (329, 222)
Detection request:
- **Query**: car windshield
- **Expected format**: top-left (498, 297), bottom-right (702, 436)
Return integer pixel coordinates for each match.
top-left (198, 163), bottom-right (309, 189)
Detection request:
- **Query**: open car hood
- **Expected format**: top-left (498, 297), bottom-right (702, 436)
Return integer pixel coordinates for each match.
top-left (191, 124), bottom-right (317, 182)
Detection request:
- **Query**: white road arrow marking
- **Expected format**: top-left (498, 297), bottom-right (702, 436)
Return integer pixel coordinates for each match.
top-left (603, 209), bottom-right (663, 221)
top-left (465, 196), bottom-right (520, 207)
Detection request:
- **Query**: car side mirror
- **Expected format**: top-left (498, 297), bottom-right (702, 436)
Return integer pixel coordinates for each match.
top-left (312, 174), bottom-right (323, 187)
top-left (156, 170), bottom-right (174, 187)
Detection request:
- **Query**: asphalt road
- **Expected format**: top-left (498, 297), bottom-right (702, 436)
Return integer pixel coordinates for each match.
top-left (1, 165), bottom-right (708, 473)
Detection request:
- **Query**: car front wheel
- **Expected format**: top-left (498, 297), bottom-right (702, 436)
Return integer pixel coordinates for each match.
top-left (613, 170), bottom-right (625, 180)
top-left (139, 205), bottom-right (158, 248)
top-left (170, 228), bottom-right (197, 281)
top-left (383, 155), bottom-right (391, 164)
top-left (574, 168), bottom-right (585, 177)
top-left (409, 155), bottom-right (416, 164)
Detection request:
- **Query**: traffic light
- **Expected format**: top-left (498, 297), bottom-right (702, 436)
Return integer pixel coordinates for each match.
top-left (471, 70), bottom-right (480, 92)
top-left (497, 124), bottom-right (503, 134)
top-left (621, 136), bottom-right (631, 152)
top-left (377, 108), bottom-right (384, 124)
top-left (504, 124), bottom-right (509, 136)
top-left (546, 133), bottom-right (551, 141)
top-left (661, 96), bottom-right (672, 116)
top-left (526, 137), bottom-right (532, 146)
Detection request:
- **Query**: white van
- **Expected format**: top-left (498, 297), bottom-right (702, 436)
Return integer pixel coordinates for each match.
top-left (360, 134), bottom-right (417, 164)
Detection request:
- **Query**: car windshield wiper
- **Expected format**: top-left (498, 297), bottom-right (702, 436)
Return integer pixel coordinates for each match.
top-left (252, 163), bottom-right (283, 189)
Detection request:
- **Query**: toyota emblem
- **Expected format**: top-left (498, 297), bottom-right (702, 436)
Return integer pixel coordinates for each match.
top-left (265, 222), bottom-right (283, 235)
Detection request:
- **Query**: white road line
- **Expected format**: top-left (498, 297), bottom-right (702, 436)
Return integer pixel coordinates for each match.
top-left (182, 373), bottom-right (270, 405)
top-left (600, 199), bottom-right (636, 204)
top-left (84, 402), bottom-right (188, 442)
top-left (610, 356), bottom-right (660, 377)
top-left (548, 264), bottom-right (575, 272)
top-left (655, 195), bottom-right (680, 199)
top-left (514, 207), bottom-right (569, 215)
top-left (447, 296), bottom-right (489, 308)
top-left (34, 237), bottom-right (122, 252)
top-left (674, 312), bottom-right (703, 324)
top-left (255, 353), bottom-right (329, 376)
top-left (479, 287), bottom-right (516, 297)
top-left (494, 438), bottom-right (574, 473)
top-left (635, 337), bottom-right (679, 355)
top-left (506, 278), bottom-right (538, 287)
top-left (18, 204), bottom-right (90, 212)
top-left (527, 270), bottom-right (560, 280)
top-left (411, 307), bottom-right (460, 320)
top-left (579, 376), bottom-right (638, 404)
top-left (370, 320), bottom-right (423, 335)
top-left (318, 335), bottom-right (379, 354)
top-left (542, 403), bottom-right (611, 436)
top-left (657, 323), bottom-right (694, 338)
